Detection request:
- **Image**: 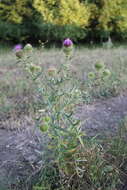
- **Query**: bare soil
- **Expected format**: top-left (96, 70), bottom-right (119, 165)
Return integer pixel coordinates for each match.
top-left (77, 93), bottom-right (127, 137)
top-left (0, 127), bottom-right (48, 190)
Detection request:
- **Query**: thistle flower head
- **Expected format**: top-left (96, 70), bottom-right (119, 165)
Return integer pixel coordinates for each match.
top-left (103, 69), bottom-right (111, 77)
top-left (95, 61), bottom-right (105, 71)
top-left (88, 72), bottom-right (95, 79)
top-left (63, 39), bottom-right (73, 58)
top-left (14, 44), bottom-right (22, 52)
top-left (24, 43), bottom-right (33, 51)
top-left (43, 116), bottom-right (51, 123)
top-left (29, 64), bottom-right (41, 73)
top-left (40, 123), bottom-right (49, 132)
top-left (63, 38), bottom-right (73, 47)
top-left (15, 50), bottom-right (23, 59)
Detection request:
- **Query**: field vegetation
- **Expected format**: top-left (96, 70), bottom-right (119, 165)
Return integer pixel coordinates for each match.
top-left (1, 0), bottom-right (127, 189)
top-left (0, 42), bottom-right (127, 189)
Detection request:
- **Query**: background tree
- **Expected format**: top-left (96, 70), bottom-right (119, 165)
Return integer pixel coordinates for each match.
top-left (0, 0), bottom-right (127, 43)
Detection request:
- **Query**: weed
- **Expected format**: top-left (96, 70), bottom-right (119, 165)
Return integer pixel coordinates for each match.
top-left (17, 42), bottom-right (123, 190)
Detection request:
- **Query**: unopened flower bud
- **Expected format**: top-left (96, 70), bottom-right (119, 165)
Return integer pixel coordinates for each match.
top-left (14, 44), bottom-right (23, 58)
top-left (15, 50), bottom-right (23, 59)
top-left (40, 123), bottom-right (49, 132)
top-left (88, 72), bottom-right (95, 79)
top-left (95, 61), bottom-right (105, 70)
top-left (103, 69), bottom-right (111, 77)
top-left (24, 43), bottom-right (33, 52)
top-left (43, 116), bottom-right (51, 123)
top-left (29, 64), bottom-right (41, 73)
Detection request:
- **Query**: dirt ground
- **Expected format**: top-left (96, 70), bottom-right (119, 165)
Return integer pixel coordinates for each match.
top-left (0, 127), bottom-right (48, 190)
top-left (0, 93), bottom-right (127, 189)
top-left (77, 93), bottom-right (127, 137)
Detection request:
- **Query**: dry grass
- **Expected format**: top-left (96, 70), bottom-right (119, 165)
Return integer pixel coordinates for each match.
top-left (1, 45), bottom-right (127, 129)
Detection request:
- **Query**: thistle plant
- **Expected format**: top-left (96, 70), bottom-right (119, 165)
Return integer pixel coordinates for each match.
top-left (83, 61), bottom-right (112, 100)
top-left (16, 42), bottom-right (120, 190)
top-left (17, 40), bottom-right (85, 177)
top-left (92, 61), bottom-right (111, 85)
top-left (37, 44), bottom-right (84, 176)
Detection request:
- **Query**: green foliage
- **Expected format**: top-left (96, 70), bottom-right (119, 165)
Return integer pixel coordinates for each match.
top-left (33, 0), bottom-right (90, 27)
top-left (32, 0), bottom-right (90, 42)
top-left (32, 22), bottom-right (87, 42)
top-left (98, 0), bottom-right (127, 38)
top-left (0, 0), bottom-right (32, 24)
top-left (0, 21), bottom-right (27, 42)
top-left (1, 0), bottom-right (127, 42)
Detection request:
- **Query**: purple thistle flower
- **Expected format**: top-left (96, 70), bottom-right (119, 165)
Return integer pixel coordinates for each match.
top-left (63, 38), bottom-right (73, 47)
top-left (14, 44), bottom-right (22, 52)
